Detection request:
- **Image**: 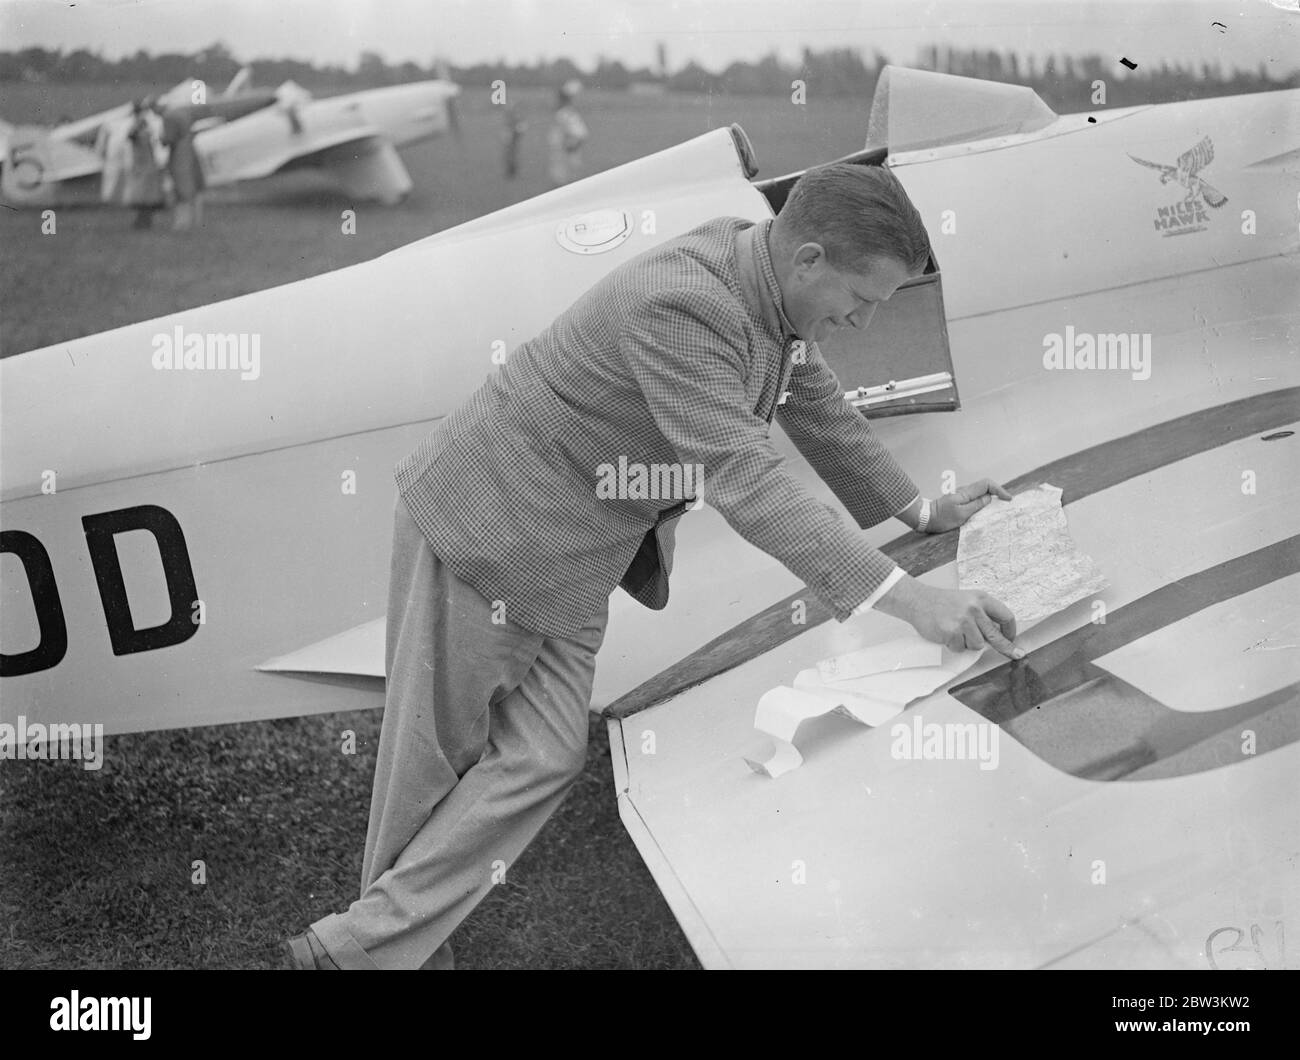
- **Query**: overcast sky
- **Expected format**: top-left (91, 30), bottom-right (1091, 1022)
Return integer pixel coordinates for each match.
top-left (2, 0), bottom-right (1296, 73)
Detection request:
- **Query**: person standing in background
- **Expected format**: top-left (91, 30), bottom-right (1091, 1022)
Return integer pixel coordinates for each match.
top-left (96, 111), bottom-right (132, 205)
top-left (547, 79), bottom-right (588, 187)
top-left (501, 104), bottom-right (526, 179)
top-left (121, 99), bottom-right (165, 229)
top-left (159, 102), bottom-right (206, 231)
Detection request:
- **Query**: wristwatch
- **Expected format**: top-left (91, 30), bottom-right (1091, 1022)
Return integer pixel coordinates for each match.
top-left (916, 497), bottom-right (933, 533)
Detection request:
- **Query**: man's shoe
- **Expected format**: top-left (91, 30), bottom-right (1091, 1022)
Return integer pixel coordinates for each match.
top-left (284, 929), bottom-right (339, 969)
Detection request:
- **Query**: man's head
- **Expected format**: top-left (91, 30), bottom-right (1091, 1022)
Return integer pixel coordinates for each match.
top-left (769, 163), bottom-right (931, 343)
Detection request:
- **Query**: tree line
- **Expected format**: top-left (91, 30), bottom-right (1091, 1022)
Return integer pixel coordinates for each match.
top-left (2, 41), bottom-right (1293, 111)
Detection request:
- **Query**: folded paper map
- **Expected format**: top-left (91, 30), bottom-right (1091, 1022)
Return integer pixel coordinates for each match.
top-left (745, 638), bottom-right (982, 778)
top-left (745, 487), bottom-right (1107, 778)
top-left (956, 483), bottom-right (1107, 627)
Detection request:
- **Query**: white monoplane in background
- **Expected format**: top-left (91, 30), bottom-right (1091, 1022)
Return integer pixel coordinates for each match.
top-left (1, 68), bottom-right (460, 207)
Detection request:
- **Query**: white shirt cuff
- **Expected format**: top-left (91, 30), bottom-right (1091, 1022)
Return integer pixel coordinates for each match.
top-left (850, 566), bottom-right (907, 616)
top-left (894, 493), bottom-right (922, 519)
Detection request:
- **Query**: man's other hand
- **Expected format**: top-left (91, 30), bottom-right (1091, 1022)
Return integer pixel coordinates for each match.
top-left (876, 576), bottom-right (1023, 659)
top-left (929, 479), bottom-right (1013, 533)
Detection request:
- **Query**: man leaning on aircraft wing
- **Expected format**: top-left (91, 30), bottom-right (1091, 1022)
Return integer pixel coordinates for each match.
top-left (286, 162), bottom-right (1023, 969)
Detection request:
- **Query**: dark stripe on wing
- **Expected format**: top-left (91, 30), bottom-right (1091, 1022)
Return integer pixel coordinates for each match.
top-left (604, 386), bottom-right (1300, 720)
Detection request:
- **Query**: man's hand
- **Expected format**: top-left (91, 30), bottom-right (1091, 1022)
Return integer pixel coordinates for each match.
top-left (875, 575), bottom-right (1023, 659)
top-left (928, 479), bottom-right (1013, 533)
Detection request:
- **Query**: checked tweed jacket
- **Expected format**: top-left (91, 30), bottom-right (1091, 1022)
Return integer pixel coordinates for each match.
top-left (395, 216), bottom-right (920, 638)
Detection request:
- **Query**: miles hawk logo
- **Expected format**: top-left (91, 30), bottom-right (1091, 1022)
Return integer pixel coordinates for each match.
top-left (1129, 136), bottom-right (1227, 237)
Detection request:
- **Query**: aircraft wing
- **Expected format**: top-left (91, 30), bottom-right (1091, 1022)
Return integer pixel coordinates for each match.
top-left (1, 130), bottom-right (104, 206)
top-left (195, 112), bottom-right (413, 204)
top-left (600, 72), bottom-right (1300, 969)
top-left (256, 618), bottom-right (385, 681)
top-left (605, 367), bottom-right (1300, 969)
top-left (198, 120), bottom-right (388, 181)
top-left (16, 134), bottom-right (102, 183)
top-left (286, 133), bottom-right (414, 204)
top-left (48, 102), bottom-right (132, 146)
top-left (49, 80), bottom-right (191, 146)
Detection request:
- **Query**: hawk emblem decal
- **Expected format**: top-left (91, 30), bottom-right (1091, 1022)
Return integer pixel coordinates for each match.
top-left (1130, 136), bottom-right (1228, 236)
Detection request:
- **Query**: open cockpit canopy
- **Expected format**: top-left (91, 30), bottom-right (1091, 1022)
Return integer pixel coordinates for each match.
top-left (866, 65), bottom-right (1058, 153)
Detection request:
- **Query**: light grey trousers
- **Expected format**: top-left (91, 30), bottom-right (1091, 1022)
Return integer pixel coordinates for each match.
top-left (311, 497), bottom-right (609, 969)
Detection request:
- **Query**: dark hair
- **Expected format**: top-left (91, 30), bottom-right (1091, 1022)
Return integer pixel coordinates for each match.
top-left (778, 162), bottom-right (931, 274)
